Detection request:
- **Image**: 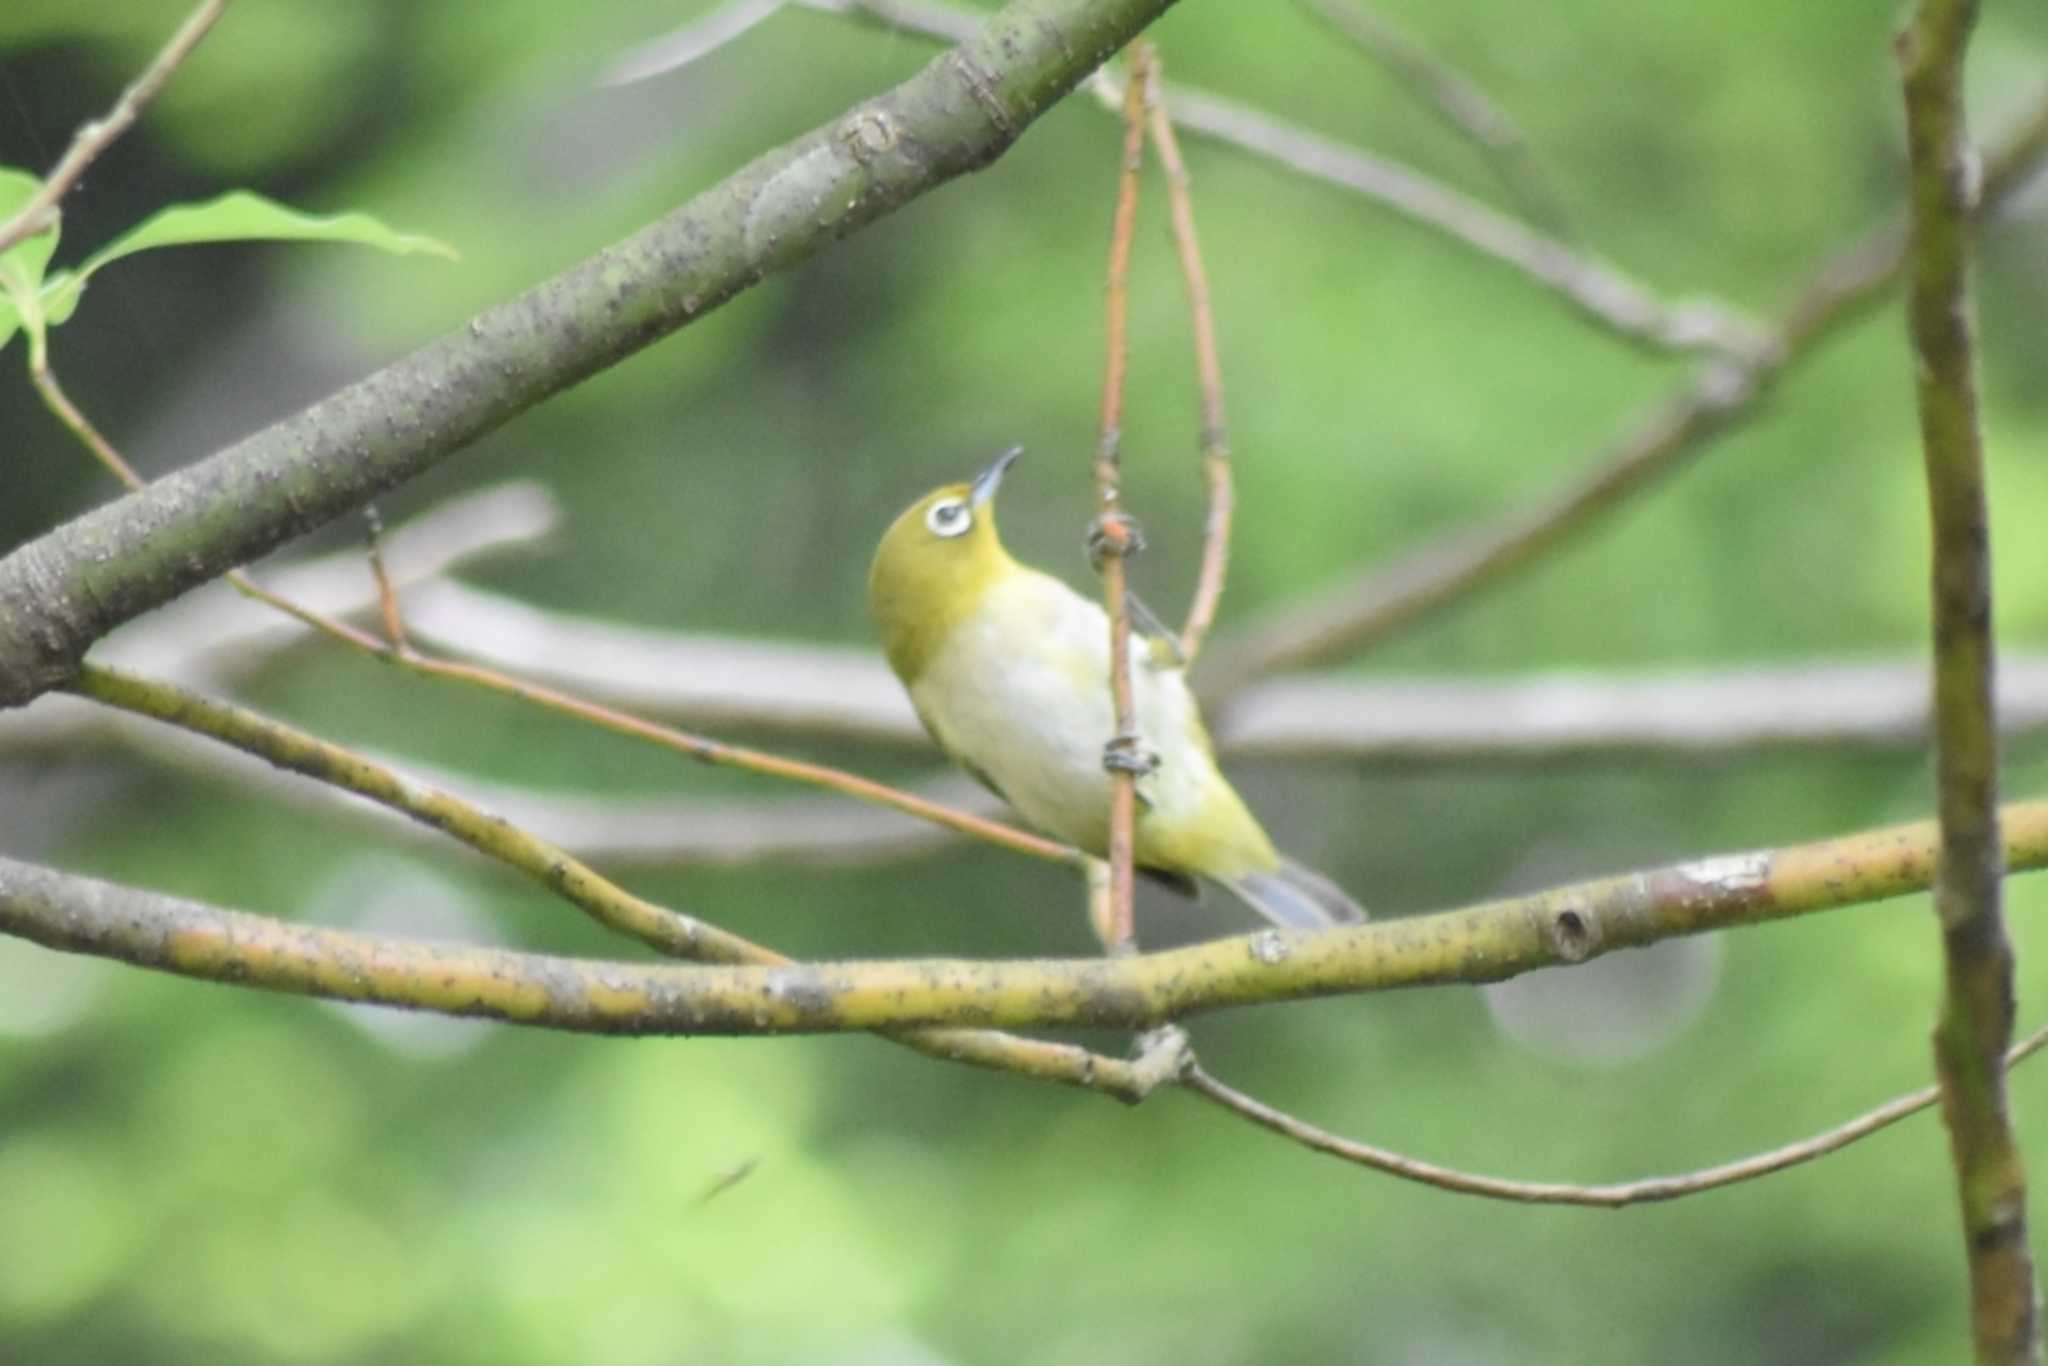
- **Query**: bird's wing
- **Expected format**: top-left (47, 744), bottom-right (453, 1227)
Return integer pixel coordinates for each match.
top-left (1124, 591), bottom-right (1186, 671)
top-left (908, 694), bottom-right (1017, 808)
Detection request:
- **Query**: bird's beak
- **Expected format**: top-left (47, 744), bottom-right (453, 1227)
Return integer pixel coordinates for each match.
top-left (969, 446), bottom-right (1023, 509)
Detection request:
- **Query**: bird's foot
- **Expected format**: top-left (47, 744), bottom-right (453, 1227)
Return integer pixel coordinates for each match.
top-left (1086, 509), bottom-right (1146, 569)
top-left (1102, 731), bottom-right (1160, 778)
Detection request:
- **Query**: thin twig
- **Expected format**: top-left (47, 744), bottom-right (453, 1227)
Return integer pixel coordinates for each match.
top-left (70, 663), bottom-right (758, 963)
top-left (1141, 52), bottom-right (1234, 664)
top-left (1200, 87), bottom-right (2048, 700)
top-left (1898, 1), bottom-right (2040, 1358)
top-left (797, 0), bottom-right (979, 44)
top-left (1092, 44), bottom-right (1151, 954)
top-left (28, 357), bottom-right (453, 661)
top-left (29, 358), bottom-right (149, 485)
top-left (798, 0), bottom-right (1758, 357)
top-left (1183, 1020), bottom-right (2048, 1208)
top-left (79, 483), bottom-right (555, 688)
top-left (1294, 0), bottom-right (1573, 239)
top-left (370, 625), bottom-right (1083, 868)
top-left (5, 697), bottom-right (988, 869)
top-left (1119, 79), bottom-right (1763, 357)
top-left (361, 505), bottom-right (411, 652)
top-left (0, 0), bottom-right (230, 260)
top-left (1198, 362), bottom-right (1762, 695)
top-left (65, 664), bottom-right (1161, 1100)
top-left (600, 0), bottom-right (789, 86)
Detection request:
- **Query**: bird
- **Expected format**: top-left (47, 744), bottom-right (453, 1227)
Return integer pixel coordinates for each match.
top-left (867, 447), bottom-right (1364, 929)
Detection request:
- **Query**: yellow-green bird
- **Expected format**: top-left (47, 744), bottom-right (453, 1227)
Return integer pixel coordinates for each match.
top-left (868, 448), bottom-right (1364, 929)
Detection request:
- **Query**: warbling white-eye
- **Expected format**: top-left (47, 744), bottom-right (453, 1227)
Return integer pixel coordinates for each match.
top-left (868, 448), bottom-right (1364, 929)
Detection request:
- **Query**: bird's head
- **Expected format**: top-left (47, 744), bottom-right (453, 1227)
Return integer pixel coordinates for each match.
top-left (868, 446), bottom-right (1023, 684)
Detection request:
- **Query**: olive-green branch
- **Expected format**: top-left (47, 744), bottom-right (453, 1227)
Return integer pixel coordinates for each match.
top-left (62, 663), bottom-right (1159, 1101)
top-left (1898, 0), bottom-right (2041, 1358)
top-left (4, 802), bottom-right (2044, 1037)
top-left (0, 0), bottom-right (1181, 710)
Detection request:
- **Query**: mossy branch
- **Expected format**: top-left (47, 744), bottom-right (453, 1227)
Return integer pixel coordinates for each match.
top-left (0, 0), bottom-right (1182, 710)
top-left (4, 801), bottom-right (2045, 1037)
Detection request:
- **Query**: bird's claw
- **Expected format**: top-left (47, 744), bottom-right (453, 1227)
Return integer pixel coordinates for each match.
top-left (1102, 731), bottom-right (1160, 778)
top-left (1086, 509), bottom-right (1146, 569)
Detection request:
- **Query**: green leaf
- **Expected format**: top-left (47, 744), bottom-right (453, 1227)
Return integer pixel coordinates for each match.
top-left (0, 166), bottom-right (61, 290)
top-left (40, 189), bottom-right (456, 322)
top-left (37, 271), bottom-right (80, 328)
top-left (0, 263), bottom-right (39, 357)
top-left (0, 166), bottom-right (60, 353)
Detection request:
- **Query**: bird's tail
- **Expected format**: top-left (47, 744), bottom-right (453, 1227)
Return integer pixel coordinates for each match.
top-left (1220, 858), bottom-right (1367, 929)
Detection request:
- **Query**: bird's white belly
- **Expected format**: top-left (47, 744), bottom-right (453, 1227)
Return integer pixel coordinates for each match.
top-left (910, 572), bottom-right (1213, 852)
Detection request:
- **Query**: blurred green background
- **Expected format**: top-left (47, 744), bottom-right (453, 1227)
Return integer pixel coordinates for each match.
top-left (3, 1), bottom-right (2047, 1362)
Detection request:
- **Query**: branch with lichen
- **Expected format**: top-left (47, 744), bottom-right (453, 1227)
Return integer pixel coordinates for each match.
top-left (1897, 0), bottom-right (2041, 1358)
top-left (31, 660), bottom-right (2048, 1200)
top-left (7, 796), bottom-right (2047, 1036)
top-left (65, 663), bottom-right (1166, 1101)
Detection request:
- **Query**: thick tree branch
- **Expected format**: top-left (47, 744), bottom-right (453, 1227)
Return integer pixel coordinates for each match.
top-left (5, 801), bottom-right (2046, 1036)
top-left (0, 0), bottom-right (1182, 709)
top-left (1898, 2), bottom-right (2041, 1359)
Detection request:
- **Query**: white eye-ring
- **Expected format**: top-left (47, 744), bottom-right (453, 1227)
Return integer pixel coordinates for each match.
top-left (925, 497), bottom-right (972, 538)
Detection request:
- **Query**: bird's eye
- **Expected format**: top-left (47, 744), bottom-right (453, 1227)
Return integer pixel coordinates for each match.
top-left (925, 498), bottom-right (972, 538)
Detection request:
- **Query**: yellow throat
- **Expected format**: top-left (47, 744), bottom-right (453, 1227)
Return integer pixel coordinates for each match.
top-left (867, 451), bottom-right (1021, 688)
